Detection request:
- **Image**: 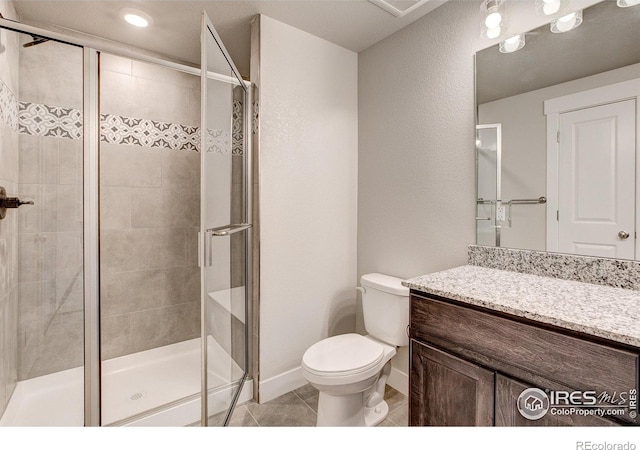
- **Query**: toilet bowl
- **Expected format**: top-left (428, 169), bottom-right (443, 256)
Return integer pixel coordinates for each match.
top-left (302, 333), bottom-right (396, 426)
top-left (301, 273), bottom-right (409, 426)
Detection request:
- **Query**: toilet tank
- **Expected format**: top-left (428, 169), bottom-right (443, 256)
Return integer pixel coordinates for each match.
top-left (360, 273), bottom-right (409, 347)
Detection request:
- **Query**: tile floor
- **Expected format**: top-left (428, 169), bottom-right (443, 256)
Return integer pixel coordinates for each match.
top-left (219, 384), bottom-right (408, 427)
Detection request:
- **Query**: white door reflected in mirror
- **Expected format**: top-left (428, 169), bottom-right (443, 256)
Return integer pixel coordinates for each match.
top-left (555, 99), bottom-right (636, 259)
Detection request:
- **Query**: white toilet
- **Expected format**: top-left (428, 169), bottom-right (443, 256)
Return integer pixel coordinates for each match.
top-left (301, 273), bottom-right (409, 426)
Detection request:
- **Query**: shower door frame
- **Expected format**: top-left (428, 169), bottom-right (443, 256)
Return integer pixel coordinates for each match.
top-left (0, 18), bottom-right (103, 426)
top-left (200, 12), bottom-right (254, 426)
top-left (0, 16), bottom-right (255, 427)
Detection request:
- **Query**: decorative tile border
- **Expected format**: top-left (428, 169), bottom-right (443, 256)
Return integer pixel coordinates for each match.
top-left (101, 114), bottom-right (199, 151)
top-left (0, 79), bottom-right (19, 131)
top-left (1, 79), bottom-right (244, 154)
top-left (232, 100), bottom-right (243, 155)
top-left (19, 102), bottom-right (82, 139)
top-left (468, 245), bottom-right (640, 291)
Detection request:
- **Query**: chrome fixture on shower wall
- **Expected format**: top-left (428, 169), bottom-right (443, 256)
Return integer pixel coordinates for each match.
top-left (0, 186), bottom-right (34, 219)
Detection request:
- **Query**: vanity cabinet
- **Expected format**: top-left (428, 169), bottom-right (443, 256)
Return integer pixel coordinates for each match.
top-left (494, 375), bottom-right (618, 427)
top-left (410, 340), bottom-right (494, 426)
top-left (409, 292), bottom-right (639, 427)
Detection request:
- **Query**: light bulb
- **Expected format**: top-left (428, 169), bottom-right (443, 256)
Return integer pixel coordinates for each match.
top-left (485, 12), bottom-right (502, 29)
top-left (559, 12), bottom-right (576, 22)
top-left (617, 0), bottom-right (640, 6)
top-left (485, 26), bottom-right (502, 39)
top-left (499, 34), bottom-right (525, 53)
top-left (551, 10), bottom-right (582, 33)
top-left (542, 0), bottom-right (561, 15)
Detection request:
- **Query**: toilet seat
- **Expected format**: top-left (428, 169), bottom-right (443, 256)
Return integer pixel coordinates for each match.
top-left (302, 334), bottom-right (394, 386)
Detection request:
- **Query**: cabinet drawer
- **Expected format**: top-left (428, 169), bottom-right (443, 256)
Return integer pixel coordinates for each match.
top-left (411, 294), bottom-right (639, 398)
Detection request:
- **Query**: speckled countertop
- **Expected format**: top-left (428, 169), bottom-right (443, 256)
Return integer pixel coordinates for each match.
top-left (403, 265), bottom-right (640, 348)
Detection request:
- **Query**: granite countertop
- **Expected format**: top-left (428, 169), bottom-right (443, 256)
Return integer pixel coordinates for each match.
top-left (403, 265), bottom-right (640, 348)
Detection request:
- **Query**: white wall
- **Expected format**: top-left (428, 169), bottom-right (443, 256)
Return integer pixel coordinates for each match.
top-left (255, 15), bottom-right (358, 402)
top-left (478, 62), bottom-right (640, 251)
top-left (356, 0), bottom-right (592, 391)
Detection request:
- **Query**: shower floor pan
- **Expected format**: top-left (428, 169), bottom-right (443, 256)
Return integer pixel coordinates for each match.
top-left (0, 337), bottom-right (251, 426)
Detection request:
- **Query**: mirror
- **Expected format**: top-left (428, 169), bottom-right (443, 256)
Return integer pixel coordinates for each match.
top-left (475, 0), bottom-right (640, 260)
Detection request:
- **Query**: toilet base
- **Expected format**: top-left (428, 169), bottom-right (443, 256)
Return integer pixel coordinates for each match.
top-left (314, 360), bottom-right (393, 426)
top-left (364, 399), bottom-right (389, 426)
top-left (316, 391), bottom-right (390, 427)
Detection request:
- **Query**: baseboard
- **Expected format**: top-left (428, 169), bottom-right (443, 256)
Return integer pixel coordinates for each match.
top-left (258, 366), bottom-right (307, 404)
top-left (387, 366), bottom-right (408, 396)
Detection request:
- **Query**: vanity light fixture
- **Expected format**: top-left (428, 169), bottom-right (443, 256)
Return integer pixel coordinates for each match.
top-left (481, 0), bottom-right (505, 40)
top-left (550, 10), bottom-right (583, 33)
top-left (499, 34), bottom-right (525, 53)
top-left (121, 8), bottom-right (153, 28)
top-left (617, 0), bottom-right (640, 6)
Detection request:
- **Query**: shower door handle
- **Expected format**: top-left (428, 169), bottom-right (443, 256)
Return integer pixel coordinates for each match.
top-left (201, 224), bottom-right (252, 267)
top-left (207, 223), bottom-right (252, 237)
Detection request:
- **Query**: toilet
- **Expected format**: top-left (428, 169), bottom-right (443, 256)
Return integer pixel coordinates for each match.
top-left (301, 273), bottom-right (409, 426)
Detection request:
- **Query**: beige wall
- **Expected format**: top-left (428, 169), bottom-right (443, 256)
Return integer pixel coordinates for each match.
top-left (356, 0), bottom-right (576, 388)
top-left (99, 54), bottom-right (201, 360)
top-left (0, 0), bottom-right (19, 418)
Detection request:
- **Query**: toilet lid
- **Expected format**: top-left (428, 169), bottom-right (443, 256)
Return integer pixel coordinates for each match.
top-left (302, 334), bottom-right (384, 376)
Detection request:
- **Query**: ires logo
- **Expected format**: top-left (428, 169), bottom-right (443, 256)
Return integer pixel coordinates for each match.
top-left (549, 390), bottom-right (598, 406)
top-left (517, 388), bottom-right (638, 420)
top-left (517, 388), bottom-right (550, 420)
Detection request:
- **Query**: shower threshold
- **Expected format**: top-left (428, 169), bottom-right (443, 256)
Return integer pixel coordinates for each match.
top-left (0, 337), bottom-right (251, 426)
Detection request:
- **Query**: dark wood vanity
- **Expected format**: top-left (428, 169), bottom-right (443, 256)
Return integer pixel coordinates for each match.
top-left (409, 292), bottom-right (640, 427)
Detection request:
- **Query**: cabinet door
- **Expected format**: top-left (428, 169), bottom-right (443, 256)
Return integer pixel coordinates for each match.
top-left (495, 374), bottom-right (620, 427)
top-left (410, 340), bottom-right (494, 426)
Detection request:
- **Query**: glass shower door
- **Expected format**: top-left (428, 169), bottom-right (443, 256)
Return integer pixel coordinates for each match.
top-left (476, 124), bottom-right (502, 247)
top-left (200, 13), bottom-right (250, 426)
top-left (0, 25), bottom-right (85, 426)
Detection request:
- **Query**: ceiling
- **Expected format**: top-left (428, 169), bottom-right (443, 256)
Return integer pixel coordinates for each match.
top-left (476, 0), bottom-right (640, 104)
top-left (12, 0), bottom-right (447, 77)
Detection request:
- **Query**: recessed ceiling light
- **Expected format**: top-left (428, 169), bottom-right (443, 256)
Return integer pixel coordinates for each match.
top-left (121, 8), bottom-right (152, 28)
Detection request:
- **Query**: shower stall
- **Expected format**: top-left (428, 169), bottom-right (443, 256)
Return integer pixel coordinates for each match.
top-left (0, 12), bottom-right (253, 426)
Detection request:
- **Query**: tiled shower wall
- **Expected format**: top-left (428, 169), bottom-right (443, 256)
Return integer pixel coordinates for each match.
top-left (2, 41), bottom-right (245, 383)
top-left (0, 0), bottom-right (20, 417)
top-left (99, 54), bottom-right (202, 360)
top-left (16, 38), bottom-right (84, 380)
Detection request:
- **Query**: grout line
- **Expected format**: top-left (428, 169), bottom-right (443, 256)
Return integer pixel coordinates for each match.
top-left (242, 403), bottom-right (261, 427)
top-left (292, 390), bottom-right (318, 416)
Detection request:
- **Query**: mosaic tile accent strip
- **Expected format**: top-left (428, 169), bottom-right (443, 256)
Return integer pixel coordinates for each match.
top-left (0, 79), bottom-right (19, 131)
top-left (468, 245), bottom-right (640, 291)
top-left (10, 88), bottom-right (244, 154)
top-left (18, 102), bottom-right (83, 139)
top-left (252, 99), bottom-right (259, 135)
top-left (101, 114), bottom-right (199, 151)
top-left (207, 128), bottom-right (231, 154)
top-left (232, 100), bottom-right (243, 155)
